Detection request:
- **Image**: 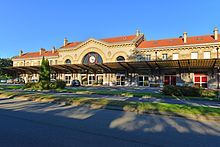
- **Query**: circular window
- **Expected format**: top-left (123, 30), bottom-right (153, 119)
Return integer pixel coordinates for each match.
top-left (116, 56), bottom-right (125, 62)
top-left (82, 52), bottom-right (103, 64)
top-left (65, 59), bottom-right (71, 64)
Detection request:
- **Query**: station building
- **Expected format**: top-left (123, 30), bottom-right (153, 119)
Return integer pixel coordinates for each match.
top-left (10, 28), bottom-right (220, 88)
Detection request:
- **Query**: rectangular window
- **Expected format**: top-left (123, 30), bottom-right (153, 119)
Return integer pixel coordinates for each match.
top-left (162, 54), bottom-right (168, 60)
top-left (137, 55), bottom-right (145, 61)
top-left (65, 76), bottom-right (71, 84)
top-left (55, 60), bottom-right (58, 65)
top-left (204, 51), bottom-right (211, 59)
top-left (116, 74), bottom-right (125, 86)
top-left (88, 75), bottom-right (95, 85)
top-left (194, 74), bottom-right (208, 88)
top-left (173, 53), bottom-right (179, 60)
top-left (146, 55), bottom-right (151, 61)
top-left (50, 60), bottom-right (53, 65)
top-left (191, 52), bottom-right (198, 59)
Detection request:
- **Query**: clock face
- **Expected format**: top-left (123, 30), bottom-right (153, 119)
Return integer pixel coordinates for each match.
top-left (89, 55), bottom-right (96, 63)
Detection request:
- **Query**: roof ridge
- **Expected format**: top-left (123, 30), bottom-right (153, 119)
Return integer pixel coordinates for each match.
top-left (100, 34), bottom-right (136, 40)
top-left (146, 34), bottom-right (215, 42)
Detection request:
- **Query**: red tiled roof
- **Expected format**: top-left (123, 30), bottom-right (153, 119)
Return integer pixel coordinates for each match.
top-left (14, 50), bottom-right (59, 59)
top-left (61, 35), bottom-right (137, 48)
top-left (101, 35), bottom-right (137, 43)
top-left (61, 42), bottom-right (82, 48)
top-left (138, 34), bottom-right (220, 48)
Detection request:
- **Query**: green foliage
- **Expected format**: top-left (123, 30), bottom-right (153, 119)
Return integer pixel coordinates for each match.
top-left (0, 58), bottom-right (13, 79)
top-left (24, 79), bottom-right (66, 90)
top-left (0, 58), bottom-right (13, 67)
top-left (39, 57), bottom-right (50, 83)
top-left (162, 85), bottom-right (217, 98)
top-left (49, 80), bottom-right (66, 89)
top-left (201, 89), bottom-right (218, 98)
top-left (162, 85), bottom-right (182, 96)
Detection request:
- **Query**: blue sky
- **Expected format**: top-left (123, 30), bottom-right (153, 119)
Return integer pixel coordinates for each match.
top-left (0, 0), bottom-right (220, 58)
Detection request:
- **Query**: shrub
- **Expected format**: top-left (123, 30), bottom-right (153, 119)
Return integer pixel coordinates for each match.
top-left (201, 89), bottom-right (218, 98)
top-left (178, 86), bottom-right (202, 97)
top-left (162, 85), bottom-right (217, 98)
top-left (24, 80), bottom-right (66, 90)
top-left (50, 80), bottom-right (66, 89)
top-left (162, 85), bottom-right (182, 96)
top-left (24, 82), bottom-right (35, 89)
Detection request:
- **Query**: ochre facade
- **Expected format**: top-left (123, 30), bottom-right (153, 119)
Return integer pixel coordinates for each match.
top-left (12, 28), bottom-right (220, 88)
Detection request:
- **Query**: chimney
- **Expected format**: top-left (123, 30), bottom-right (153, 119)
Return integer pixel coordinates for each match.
top-left (136, 29), bottom-right (141, 36)
top-left (214, 27), bottom-right (218, 40)
top-left (183, 32), bottom-right (187, 43)
top-left (52, 46), bottom-right (56, 54)
top-left (40, 48), bottom-right (46, 55)
top-left (64, 38), bottom-right (68, 46)
top-left (19, 50), bottom-right (23, 56)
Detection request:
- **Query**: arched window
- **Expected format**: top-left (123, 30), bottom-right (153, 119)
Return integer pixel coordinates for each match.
top-left (116, 56), bottom-right (125, 62)
top-left (65, 59), bottom-right (71, 64)
top-left (82, 52), bottom-right (103, 64)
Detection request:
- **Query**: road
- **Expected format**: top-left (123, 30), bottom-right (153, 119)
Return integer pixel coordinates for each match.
top-left (0, 98), bottom-right (220, 147)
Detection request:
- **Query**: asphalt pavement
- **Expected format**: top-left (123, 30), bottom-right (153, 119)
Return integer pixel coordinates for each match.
top-left (0, 97), bottom-right (220, 147)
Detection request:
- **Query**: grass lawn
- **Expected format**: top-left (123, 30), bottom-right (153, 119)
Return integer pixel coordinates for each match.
top-left (1, 90), bottom-right (220, 119)
top-left (0, 84), bottom-right (23, 90)
top-left (0, 84), bottom-right (219, 102)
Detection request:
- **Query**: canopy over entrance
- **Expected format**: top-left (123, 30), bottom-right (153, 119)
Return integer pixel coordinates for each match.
top-left (2, 59), bottom-right (220, 75)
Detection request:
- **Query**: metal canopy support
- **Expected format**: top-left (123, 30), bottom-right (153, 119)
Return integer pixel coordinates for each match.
top-left (145, 61), bottom-right (153, 69)
top-left (95, 63), bottom-right (111, 73)
top-left (59, 65), bottom-right (77, 73)
top-left (188, 59), bottom-right (191, 72)
top-left (102, 64), bottom-right (114, 72)
top-left (74, 64), bottom-right (88, 71)
top-left (125, 62), bottom-right (135, 71)
top-left (82, 64), bottom-right (97, 71)
top-left (117, 62), bottom-right (129, 71)
top-left (3, 59), bottom-right (220, 76)
top-left (177, 60), bottom-right (181, 74)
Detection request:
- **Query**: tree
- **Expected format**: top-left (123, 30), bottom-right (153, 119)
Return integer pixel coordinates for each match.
top-left (39, 57), bottom-right (51, 89)
top-left (0, 58), bottom-right (13, 67)
top-left (0, 58), bottom-right (13, 79)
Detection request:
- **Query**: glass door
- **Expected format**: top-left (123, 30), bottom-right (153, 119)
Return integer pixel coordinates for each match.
top-left (88, 75), bottom-right (95, 85)
top-left (138, 76), bottom-right (149, 86)
top-left (116, 74), bottom-right (125, 86)
top-left (65, 76), bottom-right (71, 84)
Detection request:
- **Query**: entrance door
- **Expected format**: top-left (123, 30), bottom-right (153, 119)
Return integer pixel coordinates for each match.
top-left (138, 76), bottom-right (149, 86)
top-left (88, 75), bottom-right (95, 85)
top-left (87, 74), bottom-right (103, 85)
top-left (97, 75), bottom-right (103, 85)
top-left (164, 75), bottom-right (176, 85)
top-left (194, 74), bottom-right (208, 88)
top-left (116, 74), bottom-right (125, 86)
top-left (65, 75), bottom-right (71, 85)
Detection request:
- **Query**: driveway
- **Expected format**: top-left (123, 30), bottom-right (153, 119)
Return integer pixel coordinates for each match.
top-left (0, 97), bottom-right (220, 147)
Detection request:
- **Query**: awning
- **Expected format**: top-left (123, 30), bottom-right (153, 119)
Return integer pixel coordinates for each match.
top-left (2, 59), bottom-right (220, 75)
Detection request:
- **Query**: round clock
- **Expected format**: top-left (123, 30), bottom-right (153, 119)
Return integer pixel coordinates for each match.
top-left (89, 55), bottom-right (96, 63)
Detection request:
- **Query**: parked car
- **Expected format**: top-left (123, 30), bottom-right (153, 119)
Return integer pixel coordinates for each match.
top-left (31, 79), bottom-right (38, 83)
top-left (50, 79), bottom-right (56, 83)
top-left (14, 78), bottom-right (25, 84)
top-left (71, 80), bottom-right (81, 87)
top-left (0, 79), bottom-right (7, 83)
top-left (6, 79), bottom-right (14, 84)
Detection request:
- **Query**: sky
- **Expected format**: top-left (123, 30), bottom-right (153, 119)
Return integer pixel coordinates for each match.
top-left (0, 0), bottom-right (220, 58)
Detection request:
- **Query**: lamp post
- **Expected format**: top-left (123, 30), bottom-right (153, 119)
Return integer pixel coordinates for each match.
top-left (217, 47), bottom-right (219, 89)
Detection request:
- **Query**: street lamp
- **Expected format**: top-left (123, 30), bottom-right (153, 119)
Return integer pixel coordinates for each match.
top-left (216, 47), bottom-right (219, 89)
